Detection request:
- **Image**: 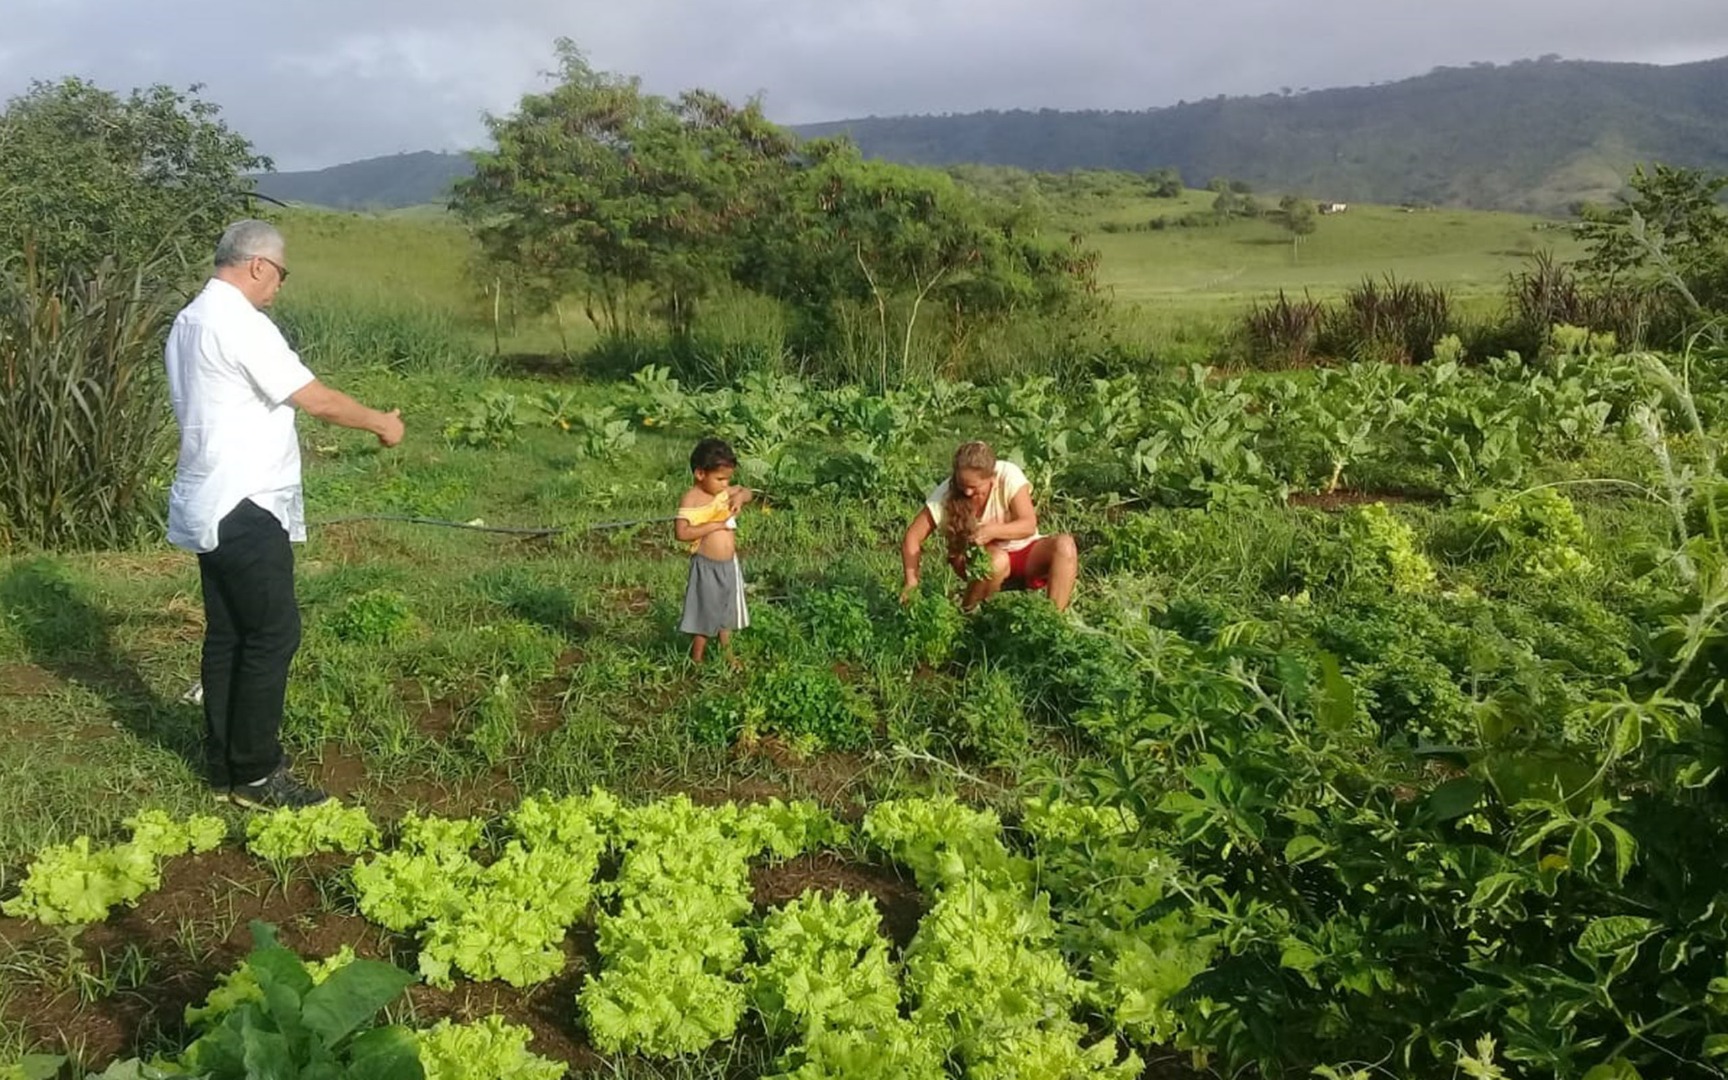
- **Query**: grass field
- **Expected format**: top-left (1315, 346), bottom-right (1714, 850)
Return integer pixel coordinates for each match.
top-left (271, 192), bottom-right (1581, 365)
top-left (1083, 192), bottom-right (1582, 312)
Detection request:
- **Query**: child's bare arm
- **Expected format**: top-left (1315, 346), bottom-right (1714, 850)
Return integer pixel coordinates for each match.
top-left (727, 486), bottom-right (754, 512)
top-left (674, 518), bottom-right (730, 543)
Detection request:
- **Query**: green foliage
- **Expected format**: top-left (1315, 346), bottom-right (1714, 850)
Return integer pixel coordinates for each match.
top-left (788, 585), bottom-right (877, 661)
top-left (742, 140), bottom-right (1099, 387)
top-left (351, 793), bottom-right (610, 990)
top-left (1468, 488), bottom-right (1597, 579)
top-left (1, 811), bottom-right (226, 926)
top-left (350, 814), bottom-right (486, 933)
top-left (444, 390), bottom-right (524, 449)
top-left (896, 586), bottom-right (964, 668)
top-left (0, 78), bottom-right (264, 273)
top-left (417, 1016), bottom-right (565, 1080)
top-left (752, 891), bottom-right (944, 1080)
top-left (177, 922), bottom-right (421, 1080)
top-left (691, 662), bottom-right (874, 753)
top-left (185, 946), bottom-right (359, 1029)
top-left (1318, 275), bottom-right (1454, 365)
top-left (582, 796), bottom-right (755, 1057)
top-left (275, 297), bottom-right (483, 378)
top-left (962, 545), bottom-right (996, 582)
top-left (453, 41), bottom-right (795, 335)
top-left (1575, 163), bottom-right (1728, 335)
top-left (0, 248), bottom-right (184, 551)
top-left (750, 891), bottom-right (901, 1038)
top-left (862, 797), bottom-right (1027, 893)
top-left (963, 592), bottom-right (1139, 731)
top-left (245, 802), bottom-right (380, 863)
top-left (1345, 503), bottom-right (1437, 593)
top-left (946, 665), bottom-right (1032, 764)
top-left (0, 1057), bottom-right (64, 1080)
top-left (1243, 289), bottom-right (1326, 367)
top-left (904, 878), bottom-right (1141, 1079)
top-left (325, 590), bottom-right (417, 646)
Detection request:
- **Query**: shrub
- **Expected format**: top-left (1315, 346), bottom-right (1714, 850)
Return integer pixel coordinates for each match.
top-left (947, 665), bottom-right (1031, 764)
top-left (963, 592), bottom-right (1139, 727)
top-left (0, 249), bottom-right (182, 551)
top-left (325, 589), bottom-right (417, 646)
top-left (1318, 275), bottom-right (1452, 365)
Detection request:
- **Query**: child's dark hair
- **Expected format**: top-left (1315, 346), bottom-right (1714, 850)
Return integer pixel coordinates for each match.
top-left (690, 437), bottom-right (738, 473)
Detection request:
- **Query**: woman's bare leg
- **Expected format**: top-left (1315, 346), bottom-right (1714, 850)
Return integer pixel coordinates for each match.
top-left (1023, 534), bottom-right (1079, 611)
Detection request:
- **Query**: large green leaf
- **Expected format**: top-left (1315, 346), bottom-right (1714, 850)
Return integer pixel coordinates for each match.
top-left (240, 1025), bottom-right (295, 1080)
top-left (344, 1025), bottom-right (426, 1080)
top-left (1423, 777), bottom-right (1486, 823)
top-left (300, 959), bottom-right (417, 1046)
top-left (15, 1056), bottom-right (67, 1080)
top-left (1478, 750), bottom-right (1596, 810)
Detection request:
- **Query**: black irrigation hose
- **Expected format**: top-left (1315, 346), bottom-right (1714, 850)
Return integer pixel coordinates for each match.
top-left (315, 513), bottom-right (680, 537)
top-left (316, 489), bottom-right (783, 538)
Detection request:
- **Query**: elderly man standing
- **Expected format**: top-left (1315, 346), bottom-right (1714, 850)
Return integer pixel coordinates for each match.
top-left (166, 219), bottom-right (405, 810)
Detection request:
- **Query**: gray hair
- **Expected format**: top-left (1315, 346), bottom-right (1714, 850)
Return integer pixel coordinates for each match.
top-left (213, 220), bottom-right (285, 268)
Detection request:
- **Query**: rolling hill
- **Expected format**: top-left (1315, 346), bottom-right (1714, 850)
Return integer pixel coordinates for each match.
top-left (252, 55), bottom-right (1728, 214)
top-left (798, 56), bottom-right (1728, 214)
top-left (253, 150), bottom-right (472, 211)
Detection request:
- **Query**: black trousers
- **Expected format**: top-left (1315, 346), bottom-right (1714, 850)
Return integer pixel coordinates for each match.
top-left (197, 499), bottom-right (300, 787)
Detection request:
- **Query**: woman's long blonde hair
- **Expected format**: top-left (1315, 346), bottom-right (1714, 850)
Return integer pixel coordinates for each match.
top-left (942, 441), bottom-right (997, 560)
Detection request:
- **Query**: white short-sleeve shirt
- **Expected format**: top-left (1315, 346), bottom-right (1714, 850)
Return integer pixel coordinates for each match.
top-left (164, 279), bottom-right (316, 554)
top-left (924, 459), bottom-right (1041, 554)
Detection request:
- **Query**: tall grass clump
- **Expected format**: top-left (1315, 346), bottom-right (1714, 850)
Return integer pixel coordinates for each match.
top-left (275, 293), bottom-right (487, 378)
top-left (1241, 289), bottom-right (1325, 368)
top-left (1493, 250), bottom-right (1664, 358)
top-left (1318, 275), bottom-right (1452, 364)
top-left (0, 245), bottom-right (182, 551)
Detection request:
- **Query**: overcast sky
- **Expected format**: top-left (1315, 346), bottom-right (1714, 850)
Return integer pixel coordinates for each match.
top-left (4, 0), bottom-right (1726, 171)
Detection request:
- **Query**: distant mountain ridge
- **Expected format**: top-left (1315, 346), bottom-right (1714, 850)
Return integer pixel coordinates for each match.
top-left (253, 150), bottom-right (472, 211)
top-left (796, 56), bottom-right (1728, 213)
top-left (253, 56), bottom-right (1728, 214)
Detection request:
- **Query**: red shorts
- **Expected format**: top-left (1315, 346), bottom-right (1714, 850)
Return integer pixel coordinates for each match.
top-left (949, 543), bottom-right (1048, 591)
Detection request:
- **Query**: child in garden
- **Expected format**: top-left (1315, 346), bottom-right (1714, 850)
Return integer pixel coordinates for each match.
top-left (675, 437), bottom-right (753, 662)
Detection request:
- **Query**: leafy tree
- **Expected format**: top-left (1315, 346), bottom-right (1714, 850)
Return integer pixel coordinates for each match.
top-left (1574, 164), bottom-right (1728, 330)
top-left (1213, 189), bottom-right (1261, 220)
top-left (0, 78), bottom-right (266, 275)
top-left (1279, 194), bottom-right (1318, 261)
top-left (453, 41), bottom-right (794, 342)
top-left (1145, 167), bottom-right (1184, 198)
top-left (740, 139), bottom-right (1097, 388)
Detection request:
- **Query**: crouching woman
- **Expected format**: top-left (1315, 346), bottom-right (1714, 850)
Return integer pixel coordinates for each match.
top-left (899, 441), bottom-right (1078, 611)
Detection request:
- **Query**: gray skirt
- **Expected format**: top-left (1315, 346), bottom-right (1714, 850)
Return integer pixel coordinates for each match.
top-left (680, 553), bottom-right (749, 636)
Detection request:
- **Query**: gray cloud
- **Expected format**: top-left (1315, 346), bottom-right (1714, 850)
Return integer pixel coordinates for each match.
top-left (3, 0), bottom-right (1725, 169)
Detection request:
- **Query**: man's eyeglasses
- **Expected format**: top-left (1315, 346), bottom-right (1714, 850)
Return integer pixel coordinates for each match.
top-left (255, 255), bottom-right (290, 285)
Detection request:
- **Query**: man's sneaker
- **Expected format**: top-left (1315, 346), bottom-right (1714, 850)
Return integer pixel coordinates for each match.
top-left (226, 766), bottom-right (330, 811)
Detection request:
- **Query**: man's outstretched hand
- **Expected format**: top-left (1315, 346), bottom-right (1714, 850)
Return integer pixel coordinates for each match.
top-left (375, 408), bottom-right (405, 448)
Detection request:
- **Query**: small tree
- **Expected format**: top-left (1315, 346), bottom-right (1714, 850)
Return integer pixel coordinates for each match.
top-left (452, 41), bottom-right (794, 342)
top-left (1146, 167), bottom-right (1184, 198)
top-left (1574, 163), bottom-right (1728, 336)
top-left (1280, 195), bottom-right (1318, 261)
top-left (740, 140), bottom-right (1096, 387)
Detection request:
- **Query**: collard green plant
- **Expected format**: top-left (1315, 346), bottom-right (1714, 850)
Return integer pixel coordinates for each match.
top-left (175, 922), bottom-right (422, 1080)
